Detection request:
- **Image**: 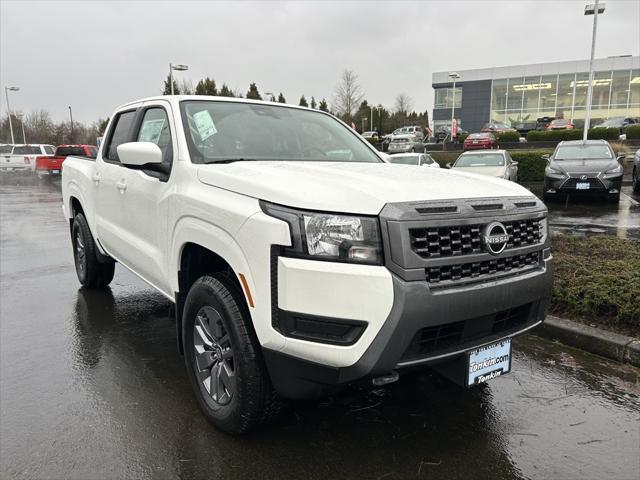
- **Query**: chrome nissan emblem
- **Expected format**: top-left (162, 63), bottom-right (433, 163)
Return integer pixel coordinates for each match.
top-left (482, 221), bottom-right (509, 255)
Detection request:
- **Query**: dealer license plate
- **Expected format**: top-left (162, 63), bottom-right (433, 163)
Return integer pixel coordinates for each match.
top-left (576, 182), bottom-right (590, 190)
top-left (467, 339), bottom-right (511, 386)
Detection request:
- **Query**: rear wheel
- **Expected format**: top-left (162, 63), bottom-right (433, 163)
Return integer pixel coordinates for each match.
top-left (71, 213), bottom-right (115, 289)
top-left (182, 274), bottom-right (282, 434)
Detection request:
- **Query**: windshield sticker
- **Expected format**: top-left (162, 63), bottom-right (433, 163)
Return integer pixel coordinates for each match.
top-left (138, 119), bottom-right (166, 143)
top-left (193, 110), bottom-right (217, 141)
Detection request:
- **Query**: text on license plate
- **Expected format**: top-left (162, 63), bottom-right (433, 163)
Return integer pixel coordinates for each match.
top-left (467, 339), bottom-right (511, 386)
top-left (576, 182), bottom-right (590, 190)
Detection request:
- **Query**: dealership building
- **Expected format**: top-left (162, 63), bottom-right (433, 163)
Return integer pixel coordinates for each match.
top-left (431, 55), bottom-right (640, 133)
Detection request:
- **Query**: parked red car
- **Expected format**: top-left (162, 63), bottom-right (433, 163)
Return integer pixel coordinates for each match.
top-left (546, 119), bottom-right (575, 130)
top-left (463, 132), bottom-right (498, 150)
top-left (36, 144), bottom-right (98, 176)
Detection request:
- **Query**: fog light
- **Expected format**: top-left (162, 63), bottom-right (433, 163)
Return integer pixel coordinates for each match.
top-left (609, 188), bottom-right (619, 194)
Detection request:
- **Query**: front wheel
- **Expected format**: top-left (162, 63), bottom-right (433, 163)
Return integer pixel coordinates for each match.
top-left (182, 274), bottom-right (282, 434)
top-left (71, 213), bottom-right (115, 289)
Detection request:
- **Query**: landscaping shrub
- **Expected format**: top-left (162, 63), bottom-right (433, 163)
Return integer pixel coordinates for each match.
top-left (626, 124), bottom-right (640, 140)
top-left (496, 131), bottom-right (521, 143)
top-left (550, 235), bottom-right (640, 336)
top-left (527, 128), bottom-right (620, 142)
top-left (511, 150), bottom-right (553, 182)
top-left (457, 132), bottom-right (469, 143)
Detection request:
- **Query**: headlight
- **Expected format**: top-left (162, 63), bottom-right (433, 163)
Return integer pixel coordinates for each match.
top-left (545, 165), bottom-right (565, 178)
top-left (602, 165), bottom-right (623, 178)
top-left (261, 202), bottom-right (383, 265)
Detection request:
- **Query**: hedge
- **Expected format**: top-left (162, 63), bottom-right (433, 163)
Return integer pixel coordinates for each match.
top-left (430, 149), bottom-right (552, 181)
top-left (496, 131), bottom-right (521, 143)
top-left (527, 127), bottom-right (620, 141)
top-left (551, 235), bottom-right (640, 336)
top-left (626, 124), bottom-right (640, 140)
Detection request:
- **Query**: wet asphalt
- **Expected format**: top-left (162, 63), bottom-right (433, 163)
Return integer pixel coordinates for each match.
top-left (1, 177), bottom-right (639, 480)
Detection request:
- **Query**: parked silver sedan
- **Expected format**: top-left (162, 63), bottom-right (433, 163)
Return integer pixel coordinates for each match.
top-left (449, 150), bottom-right (518, 181)
top-left (387, 134), bottom-right (425, 153)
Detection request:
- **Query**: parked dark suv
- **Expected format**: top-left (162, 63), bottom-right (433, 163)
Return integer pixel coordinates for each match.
top-left (543, 140), bottom-right (624, 203)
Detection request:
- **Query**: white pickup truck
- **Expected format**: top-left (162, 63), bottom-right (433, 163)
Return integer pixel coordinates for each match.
top-left (62, 96), bottom-right (553, 433)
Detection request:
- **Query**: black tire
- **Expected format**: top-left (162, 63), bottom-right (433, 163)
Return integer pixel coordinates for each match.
top-left (608, 192), bottom-right (621, 203)
top-left (71, 213), bottom-right (115, 289)
top-left (633, 167), bottom-right (640, 194)
top-left (182, 274), bottom-right (282, 434)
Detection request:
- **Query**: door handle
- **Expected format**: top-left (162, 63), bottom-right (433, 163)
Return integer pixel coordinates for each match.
top-left (116, 180), bottom-right (127, 193)
top-left (92, 172), bottom-right (100, 184)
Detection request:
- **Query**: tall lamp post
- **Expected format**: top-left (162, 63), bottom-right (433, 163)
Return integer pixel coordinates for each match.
top-left (169, 63), bottom-right (189, 95)
top-left (4, 86), bottom-right (19, 144)
top-left (448, 72), bottom-right (460, 141)
top-left (16, 113), bottom-right (26, 144)
top-left (583, 1), bottom-right (605, 141)
top-left (68, 106), bottom-right (74, 143)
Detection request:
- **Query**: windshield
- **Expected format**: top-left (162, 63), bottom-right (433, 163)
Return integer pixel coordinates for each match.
top-left (554, 144), bottom-right (613, 160)
top-left (388, 155), bottom-right (419, 165)
top-left (0, 145), bottom-right (12, 154)
top-left (180, 101), bottom-right (382, 164)
top-left (56, 146), bottom-right (86, 157)
top-left (455, 153), bottom-right (505, 167)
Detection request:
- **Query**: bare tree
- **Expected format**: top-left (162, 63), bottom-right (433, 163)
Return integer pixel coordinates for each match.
top-left (180, 79), bottom-right (194, 95)
top-left (333, 69), bottom-right (364, 120)
top-left (395, 93), bottom-right (413, 115)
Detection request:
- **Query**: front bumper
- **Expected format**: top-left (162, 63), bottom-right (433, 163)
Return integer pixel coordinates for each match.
top-left (264, 256), bottom-right (553, 399)
top-left (544, 174), bottom-right (623, 194)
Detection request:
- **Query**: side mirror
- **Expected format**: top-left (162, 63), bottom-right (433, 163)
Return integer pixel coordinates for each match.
top-left (616, 154), bottom-right (626, 162)
top-left (541, 154), bottom-right (550, 161)
top-left (511, 161), bottom-right (519, 166)
top-left (446, 162), bottom-right (452, 169)
top-left (117, 142), bottom-right (163, 167)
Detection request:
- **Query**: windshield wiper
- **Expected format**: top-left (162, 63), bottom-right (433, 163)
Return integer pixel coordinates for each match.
top-left (203, 158), bottom-right (262, 164)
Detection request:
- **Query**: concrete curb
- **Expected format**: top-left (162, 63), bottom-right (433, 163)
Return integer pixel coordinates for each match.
top-left (533, 316), bottom-right (640, 367)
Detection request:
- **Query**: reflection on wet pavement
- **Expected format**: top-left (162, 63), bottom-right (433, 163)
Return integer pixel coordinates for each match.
top-left (1, 179), bottom-right (639, 480)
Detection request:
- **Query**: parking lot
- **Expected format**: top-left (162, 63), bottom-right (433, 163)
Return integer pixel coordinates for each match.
top-left (1, 178), bottom-right (638, 480)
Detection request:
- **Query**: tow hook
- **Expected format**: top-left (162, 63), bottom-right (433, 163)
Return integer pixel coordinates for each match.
top-left (372, 371), bottom-right (399, 386)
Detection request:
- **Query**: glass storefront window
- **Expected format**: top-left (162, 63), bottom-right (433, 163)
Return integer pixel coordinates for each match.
top-left (591, 71), bottom-right (612, 107)
top-left (630, 69), bottom-right (640, 107)
top-left (507, 77), bottom-right (523, 111)
top-left (434, 87), bottom-right (462, 109)
top-left (611, 70), bottom-right (631, 106)
top-left (539, 75), bottom-right (558, 117)
top-left (520, 76), bottom-right (543, 114)
top-left (556, 73), bottom-right (575, 119)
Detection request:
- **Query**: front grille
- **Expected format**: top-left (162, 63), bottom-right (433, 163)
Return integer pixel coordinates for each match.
top-left (561, 177), bottom-right (605, 190)
top-left (410, 218), bottom-right (544, 259)
top-left (426, 251), bottom-right (540, 285)
top-left (400, 303), bottom-right (533, 361)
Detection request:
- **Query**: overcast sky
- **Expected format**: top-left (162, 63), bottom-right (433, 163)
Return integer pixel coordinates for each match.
top-left (1, 0), bottom-right (638, 124)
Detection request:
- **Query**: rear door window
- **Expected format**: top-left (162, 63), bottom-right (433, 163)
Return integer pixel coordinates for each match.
top-left (105, 111), bottom-right (136, 162)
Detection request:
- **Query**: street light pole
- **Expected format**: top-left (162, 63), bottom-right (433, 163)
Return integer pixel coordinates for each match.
top-left (169, 63), bottom-right (189, 95)
top-left (68, 106), bottom-right (74, 143)
top-left (448, 72), bottom-right (460, 141)
top-left (583, 0), bottom-right (605, 141)
top-left (4, 86), bottom-right (19, 144)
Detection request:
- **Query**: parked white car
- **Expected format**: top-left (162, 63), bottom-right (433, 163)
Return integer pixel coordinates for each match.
top-left (0, 144), bottom-right (55, 172)
top-left (387, 153), bottom-right (439, 168)
top-left (450, 150), bottom-right (518, 181)
top-left (62, 96), bottom-right (552, 434)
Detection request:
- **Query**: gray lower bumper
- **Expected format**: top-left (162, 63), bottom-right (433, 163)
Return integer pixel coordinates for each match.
top-left (263, 256), bottom-right (553, 399)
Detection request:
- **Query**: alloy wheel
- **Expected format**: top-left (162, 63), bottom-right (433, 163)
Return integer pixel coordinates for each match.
top-left (193, 305), bottom-right (236, 405)
top-left (75, 231), bottom-right (86, 274)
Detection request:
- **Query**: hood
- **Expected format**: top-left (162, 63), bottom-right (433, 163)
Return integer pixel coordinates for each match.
top-left (197, 161), bottom-right (530, 214)
top-left (451, 166), bottom-right (506, 178)
top-left (551, 158), bottom-right (618, 174)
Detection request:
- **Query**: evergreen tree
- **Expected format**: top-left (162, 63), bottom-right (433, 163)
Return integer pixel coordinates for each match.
top-left (219, 84), bottom-right (234, 97)
top-left (195, 77), bottom-right (217, 96)
top-left (246, 83), bottom-right (262, 100)
top-left (277, 92), bottom-right (286, 103)
top-left (299, 95), bottom-right (308, 107)
top-left (162, 74), bottom-right (180, 95)
top-left (318, 98), bottom-right (329, 112)
top-left (310, 96), bottom-right (317, 109)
